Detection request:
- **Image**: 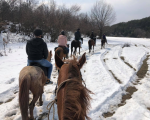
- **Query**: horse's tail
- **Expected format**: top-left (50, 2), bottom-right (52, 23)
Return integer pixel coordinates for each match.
top-left (19, 75), bottom-right (30, 120)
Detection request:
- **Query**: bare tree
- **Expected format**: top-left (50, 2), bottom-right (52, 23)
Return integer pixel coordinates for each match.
top-left (90, 0), bottom-right (116, 38)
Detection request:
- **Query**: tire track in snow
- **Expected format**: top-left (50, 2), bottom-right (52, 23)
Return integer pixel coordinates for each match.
top-left (102, 46), bottom-right (149, 119)
top-left (104, 45), bottom-right (136, 87)
top-left (84, 48), bottom-right (121, 119)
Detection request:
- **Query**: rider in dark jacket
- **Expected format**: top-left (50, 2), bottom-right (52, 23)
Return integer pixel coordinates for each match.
top-left (75, 28), bottom-right (81, 41)
top-left (74, 28), bottom-right (82, 48)
top-left (26, 38), bottom-right (48, 60)
top-left (26, 29), bottom-right (53, 84)
top-left (103, 34), bottom-right (106, 40)
top-left (90, 31), bottom-right (94, 40)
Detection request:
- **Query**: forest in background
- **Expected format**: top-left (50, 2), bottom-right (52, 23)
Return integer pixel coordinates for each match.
top-left (1, 0), bottom-right (149, 41)
top-left (107, 16), bottom-right (150, 38)
top-left (0, 0), bottom-right (116, 42)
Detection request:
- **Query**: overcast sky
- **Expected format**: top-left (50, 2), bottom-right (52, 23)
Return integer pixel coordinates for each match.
top-left (43, 0), bottom-right (150, 25)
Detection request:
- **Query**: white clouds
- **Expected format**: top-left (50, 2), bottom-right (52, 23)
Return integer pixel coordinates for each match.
top-left (106, 0), bottom-right (150, 23)
top-left (42, 0), bottom-right (150, 24)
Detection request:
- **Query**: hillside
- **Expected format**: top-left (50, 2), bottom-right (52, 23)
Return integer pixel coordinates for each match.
top-left (107, 16), bottom-right (150, 38)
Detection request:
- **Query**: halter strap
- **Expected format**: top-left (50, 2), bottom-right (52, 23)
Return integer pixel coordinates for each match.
top-left (47, 79), bottom-right (72, 120)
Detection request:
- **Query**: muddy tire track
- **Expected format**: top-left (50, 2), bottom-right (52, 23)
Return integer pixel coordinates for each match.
top-left (102, 55), bottom-right (149, 118)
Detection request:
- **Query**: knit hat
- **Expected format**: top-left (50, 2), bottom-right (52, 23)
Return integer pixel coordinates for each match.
top-left (61, 30), bottom-right (65, 35)
top-left (33, 29), bottom-right (43, 36)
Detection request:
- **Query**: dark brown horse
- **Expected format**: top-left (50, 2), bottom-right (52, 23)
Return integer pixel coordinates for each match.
top-left (88, 39), bottom-right (95, 53)
top-left (19, 50), bottom-right (52, 120)
top-left (101, 38), bottom-right (107, 49)
top-left (55, 53), bottom-right (92, 120)
top-left (71, 40), bottom-right (81, 56)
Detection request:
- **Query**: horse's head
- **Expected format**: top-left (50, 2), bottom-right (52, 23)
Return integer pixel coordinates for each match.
top-left (55, 52), bottom-right (86, 82)
top-left (55, 52), bottom-right (92, 120)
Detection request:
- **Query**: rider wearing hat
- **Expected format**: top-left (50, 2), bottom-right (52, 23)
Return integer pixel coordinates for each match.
top-left (26, 29), bottom-right (53, 84)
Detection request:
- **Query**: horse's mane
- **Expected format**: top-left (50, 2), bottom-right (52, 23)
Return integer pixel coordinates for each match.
top-left (63, 58), bottom-right (91, 120)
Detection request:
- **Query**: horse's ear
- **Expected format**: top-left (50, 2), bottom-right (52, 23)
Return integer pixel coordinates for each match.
top-left (78, 52), bottom-right (86, 69)
top-left (55, 53), bottom-right (64, 68)
top-left (50, 50), bottom-right (52, 57)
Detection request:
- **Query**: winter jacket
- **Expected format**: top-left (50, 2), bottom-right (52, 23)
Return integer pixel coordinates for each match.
top-left (103, 35), bottom-right (106, 40)
top-left (90, 32), bottom-right (94, 39)
top-left (26, 38), bottom-right (48, 60)
top-left (74, 30), bottom-right (81, 41)
top-left (57, 35), bottom-right (67, 47)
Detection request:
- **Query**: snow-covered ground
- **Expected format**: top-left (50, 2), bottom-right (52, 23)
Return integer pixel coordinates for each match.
top-left (1, 34), bottom-right (150, 120)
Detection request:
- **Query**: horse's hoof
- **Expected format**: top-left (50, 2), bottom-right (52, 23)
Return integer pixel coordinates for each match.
top-left (39, 101), bottom-right (43, 106)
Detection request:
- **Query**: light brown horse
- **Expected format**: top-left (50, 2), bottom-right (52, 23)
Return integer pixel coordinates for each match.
top-left (19, 50), bottom-right (52, 120)
top-left (55, 52), bottom-right (92, 120)
top-left (88, 39), bottom-right (95, 53)
top-left (55, 44), bottom-right (69, 60)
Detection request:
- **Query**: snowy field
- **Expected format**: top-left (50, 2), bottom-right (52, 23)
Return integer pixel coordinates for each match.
top-left (0, 34), bottom-right (150, 120)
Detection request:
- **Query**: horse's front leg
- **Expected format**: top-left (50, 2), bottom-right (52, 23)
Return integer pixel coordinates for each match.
top-left (74, 47), bottom-right (77, 55)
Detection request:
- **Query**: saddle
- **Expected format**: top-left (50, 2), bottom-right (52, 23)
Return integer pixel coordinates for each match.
top-left (30, 62), bottom-right (48, 77)
top-left (54, 46), bottom-right (67, 54)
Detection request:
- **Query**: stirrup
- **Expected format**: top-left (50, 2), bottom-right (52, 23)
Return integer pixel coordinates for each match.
top-left (45, 80), bottom-right (53, 84)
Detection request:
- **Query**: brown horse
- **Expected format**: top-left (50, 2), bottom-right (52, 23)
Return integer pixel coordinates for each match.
top-left (71, 40), bottom-right (81, 56)
top-left (55, 44), bottom-right (69, 60)
top-left (88, 39), bottom-right (95, 53)
top-left (55, 52), bottom-right (92, 120)
top-left (19, 50), bottom-right (52, 120)
top-left (101, 38), bottom-right (107, 49)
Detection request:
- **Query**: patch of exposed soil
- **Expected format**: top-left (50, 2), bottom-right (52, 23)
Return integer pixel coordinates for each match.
top-left (5, 97), bottom-right (15, 103)
top-left (103, 112), bottom-right (115, 118)
top-left (147, 107), bottom-right (150, 111)
top-left (118, 86), bottom-right (137, 107)
top-left (121, 56), bottom-right (136, 71)
top-left (103, 86), bottom-right (137, 118)
top-left (109, 70), bottom-right (122, 84)
top-left (137, 56), bottom-right (149, 79)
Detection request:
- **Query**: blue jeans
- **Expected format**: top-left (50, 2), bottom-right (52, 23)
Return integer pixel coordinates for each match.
top-left (66, 47), bottom-right (69, 54)
top-left (27, 59), bottom-right (53, 79)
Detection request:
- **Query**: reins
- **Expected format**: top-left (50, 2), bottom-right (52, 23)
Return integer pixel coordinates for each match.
top-left (46, 78), bottom-right (86, 120)
top-left (47, 79), bottom-right (72, 120)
